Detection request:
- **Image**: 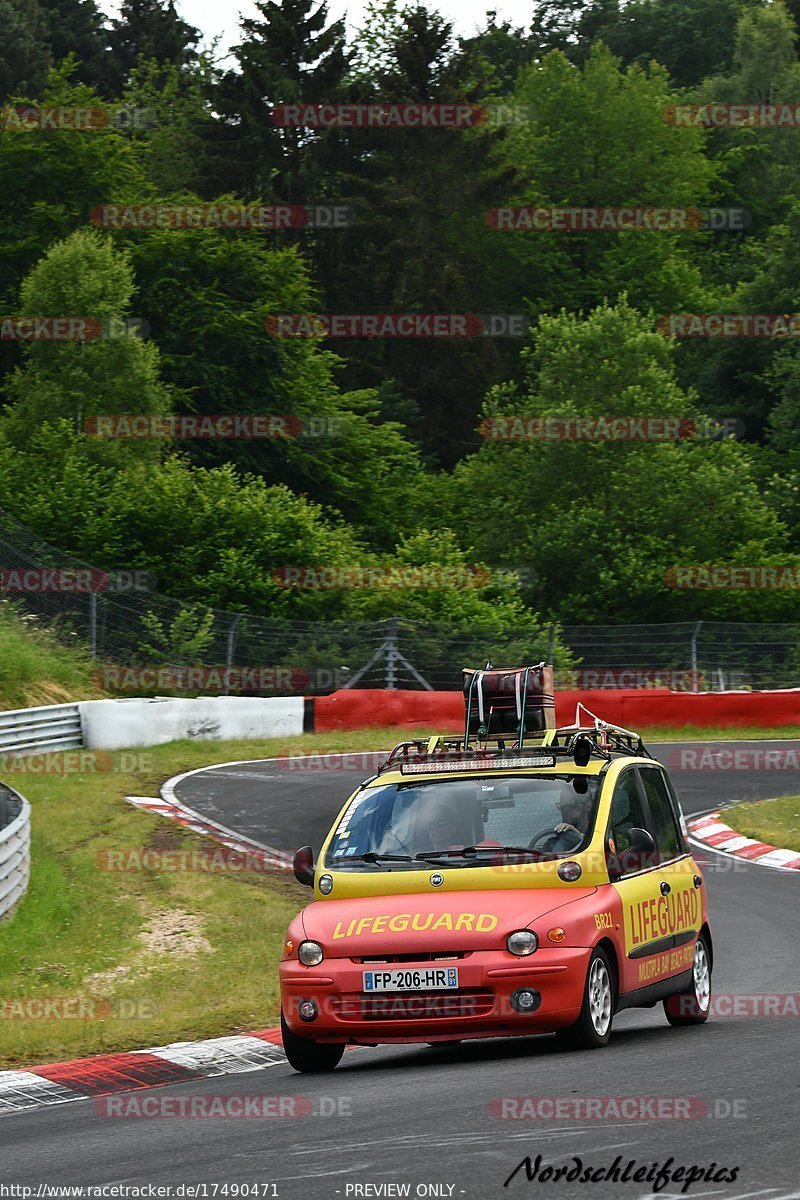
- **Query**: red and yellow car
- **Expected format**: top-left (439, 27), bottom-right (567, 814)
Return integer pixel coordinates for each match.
top-left (279, 677), bottom-right (712, 1073)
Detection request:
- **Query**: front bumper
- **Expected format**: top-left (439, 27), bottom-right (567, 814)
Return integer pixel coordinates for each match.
top-left (280, 947), bottom-right (590, 1044)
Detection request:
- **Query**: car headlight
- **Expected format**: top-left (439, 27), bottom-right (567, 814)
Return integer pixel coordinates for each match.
top-left (298, 940), bottom-right (324, 966)
top-left (507, 930), bottom-right (538, 956)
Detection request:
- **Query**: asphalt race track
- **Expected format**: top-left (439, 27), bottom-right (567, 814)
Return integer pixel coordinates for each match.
top-left (2, 741), bottom-right (799, 1200)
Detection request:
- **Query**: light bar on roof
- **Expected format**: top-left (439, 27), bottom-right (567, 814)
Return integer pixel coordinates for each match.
top-left (400, 754), bottom-right (556, 775)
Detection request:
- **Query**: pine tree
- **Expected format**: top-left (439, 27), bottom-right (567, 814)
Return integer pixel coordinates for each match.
top-left (35, 0), bottom-right (113, 94)
top-left (108, 0), bottom-right (200, 92)
top-left (212, 0), bottom-right (349, 198)
top-left (0, 0), bottom-right (50, 99)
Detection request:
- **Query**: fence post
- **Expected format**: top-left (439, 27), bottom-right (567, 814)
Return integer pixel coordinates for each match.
top-left (386, 617), bottom-right (399, 690)
top-left (88, 592), bottom-right (97, 658)
top-left (224, 613), bottom-right (242, 696)
top-left (690, 621), bottom-right (703, 692)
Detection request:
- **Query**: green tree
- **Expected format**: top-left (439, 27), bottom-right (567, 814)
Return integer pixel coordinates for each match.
top-left (108, 0), bottom-right (200, 93)
top-left (35, 0), bottom-right (114, 94)
top-left (497, 45), bottom-right (715, 319)
top-left (0, 0), bottom-right (50, 99)
top-left (444, 301), bottom-right (787, 621)
top-left (0, 67), bottom-right (145, 310)
top-left (213, 0), bottom-right (350, 198)
top-left (2, 229), bottom-right (172, 463)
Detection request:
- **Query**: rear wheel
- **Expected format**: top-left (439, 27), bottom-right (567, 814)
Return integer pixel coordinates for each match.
top-left (556, 947), bottom-right (615, 1050)
top-left (663, 936), bottom-right (711, 1026)
top-left (280, 1010), bottom-right (345, 1073)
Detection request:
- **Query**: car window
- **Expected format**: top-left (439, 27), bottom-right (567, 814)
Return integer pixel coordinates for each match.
top-left (325, 774), bottom-right (601, 868)
top-left (607, 770), bottom-right (648, 854)
top-left (639, 767), bottom-right (683, 862)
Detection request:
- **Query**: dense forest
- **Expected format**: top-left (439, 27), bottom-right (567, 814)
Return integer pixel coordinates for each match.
top-left (2, 0), bottom-right (800, 634)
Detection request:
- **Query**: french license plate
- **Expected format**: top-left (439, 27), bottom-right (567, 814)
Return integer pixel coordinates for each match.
top-left (363, 967), bottom-right (458, 993)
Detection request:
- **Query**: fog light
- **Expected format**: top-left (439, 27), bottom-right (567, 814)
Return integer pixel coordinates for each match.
top-left (298, 999), bottom-right (318, 1022)
top-left (318, 874), bottom-right (334, 895)
top-left (558, 861), bottom-right (582, 882)
top-left (510, 989), bottom-right (541, 1014)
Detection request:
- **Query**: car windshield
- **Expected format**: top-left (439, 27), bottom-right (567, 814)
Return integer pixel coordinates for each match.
top-left (325, 774), bottom-right (602, 869)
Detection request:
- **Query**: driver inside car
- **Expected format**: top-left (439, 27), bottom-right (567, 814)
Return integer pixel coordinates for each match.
top-left (540, 784), bottom-right (592, 853)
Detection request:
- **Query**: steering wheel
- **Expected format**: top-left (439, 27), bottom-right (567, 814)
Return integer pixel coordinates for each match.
top-left (527, 827), bottom-right (562, 850)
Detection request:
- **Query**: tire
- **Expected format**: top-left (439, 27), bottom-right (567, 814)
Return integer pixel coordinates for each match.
top-left (280, 1010), bottom-right (345, 1073)
top-left (556, 947), bottom-right (615, 1050)
top-left (663, 935), bottom-right (711, 1027)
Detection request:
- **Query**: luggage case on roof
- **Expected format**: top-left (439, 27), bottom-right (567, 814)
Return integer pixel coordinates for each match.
top-left (462, 663), bottom-right (555, 738)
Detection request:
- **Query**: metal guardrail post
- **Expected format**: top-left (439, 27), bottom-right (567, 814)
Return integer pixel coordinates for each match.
top-left (386, 617), bottom-right (398, 690)
top-left (0, 783), bottom-right (31, 920)
top-left (89, 592), bottom-right (97, 658)
top-left (224, 613), bottom-right (243, 696)
top-left (690, 621), bottom-right (703, 692)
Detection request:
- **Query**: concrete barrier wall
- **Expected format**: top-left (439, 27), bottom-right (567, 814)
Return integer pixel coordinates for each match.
top-left (312, 688), bottom-right (800, 732)
top-left (80, 697), bottom-right (305, 749)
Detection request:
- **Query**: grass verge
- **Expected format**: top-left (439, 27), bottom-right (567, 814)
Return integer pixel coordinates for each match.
top-left (721, 796), bottom-right (800, 853)
top-left (0, 601), bottom-right (106, 709)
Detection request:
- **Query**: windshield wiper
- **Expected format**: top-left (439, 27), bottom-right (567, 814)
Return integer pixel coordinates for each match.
top-left (333, 851), bottom-right (414, 864)
top-left (415, 845), bottom-right (555, 862)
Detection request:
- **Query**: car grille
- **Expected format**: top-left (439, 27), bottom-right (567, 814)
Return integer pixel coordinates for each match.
top-left (353, 952), bottom-right (471, 964)
top-left (331, 989), bottom-right (494, 1021)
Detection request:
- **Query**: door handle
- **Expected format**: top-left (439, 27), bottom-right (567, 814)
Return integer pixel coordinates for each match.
top-left (660, 881), bottom-right (671, 896)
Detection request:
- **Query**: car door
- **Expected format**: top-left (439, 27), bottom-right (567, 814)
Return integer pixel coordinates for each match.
top-left (637, 765), bottom-right (702, 982)
top-left (605, 766), bottom-right (673, 996)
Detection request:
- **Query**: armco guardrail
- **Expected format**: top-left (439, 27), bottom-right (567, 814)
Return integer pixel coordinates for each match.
top-left (0, 782), bottom-right (31, 919)
top-left (0, 702), bottom-right (83, 756)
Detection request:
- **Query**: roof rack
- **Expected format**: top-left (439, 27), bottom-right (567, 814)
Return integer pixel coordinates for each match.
top-left (377, 702), bottom-right (652, 776)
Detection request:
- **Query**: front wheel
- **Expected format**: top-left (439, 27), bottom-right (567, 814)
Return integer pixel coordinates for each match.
top-left (556, 947), bottom-right (615, 1050)
top-left (281, 1010), bottom-right (345, 1073)
top-left (663, 936), bottom-right (711, 1026)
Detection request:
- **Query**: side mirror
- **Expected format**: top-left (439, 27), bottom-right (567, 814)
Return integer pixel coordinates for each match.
top-left (628, 827), bottom-right (656, 854)
top-left (293, 845), bottom-right (315, 887)
top-left (616, 827), bottom-right (658, 873)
